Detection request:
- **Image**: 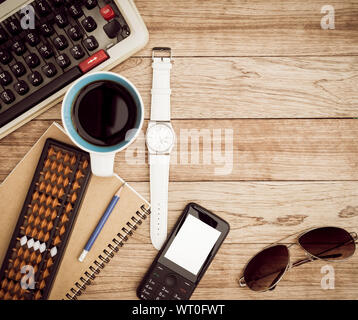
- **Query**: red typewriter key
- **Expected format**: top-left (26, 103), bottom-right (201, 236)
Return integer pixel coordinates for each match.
top-left (100, 5), bottom-right (116, 21)
top-left (79, 50), bottom-right (108, 73)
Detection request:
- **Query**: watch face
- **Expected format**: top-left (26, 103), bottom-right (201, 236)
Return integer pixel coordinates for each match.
top-left (146, 123), bottom-right (175, 153)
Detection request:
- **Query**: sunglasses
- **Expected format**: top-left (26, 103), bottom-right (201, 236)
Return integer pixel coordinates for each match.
top-left (239, 226), bottom-right (358, 292)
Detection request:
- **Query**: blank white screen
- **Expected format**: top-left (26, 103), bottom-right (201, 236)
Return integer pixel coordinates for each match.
top-left (164, 214), bottom-right (221, 275)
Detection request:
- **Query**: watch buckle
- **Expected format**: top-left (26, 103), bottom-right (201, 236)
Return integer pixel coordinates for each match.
top-left (152, 47), bottom-right (173, 62)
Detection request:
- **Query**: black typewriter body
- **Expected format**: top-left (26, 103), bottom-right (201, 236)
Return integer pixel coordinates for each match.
top-left (0, 0), bottom-right (148, 138)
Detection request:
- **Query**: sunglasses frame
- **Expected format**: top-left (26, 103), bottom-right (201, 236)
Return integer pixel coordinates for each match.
top-left (239, 226), bottom-right (358, 292)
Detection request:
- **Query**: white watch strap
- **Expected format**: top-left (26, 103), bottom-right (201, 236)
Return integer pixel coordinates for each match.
top-left (149, 154), bottom-right (170, 250)
top-left (151, 57), bottom-right (172, 121)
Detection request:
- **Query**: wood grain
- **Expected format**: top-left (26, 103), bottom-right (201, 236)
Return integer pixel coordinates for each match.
top-left (78, 243), bottom-right (358, 300)
top-left (1, 0), bottom-right (358, 300)
top-left (2, 119), bottom-right (358, 182)
top-left (127, 181), bottom-right (358, 244)
top-left (133, 0), bottom-right (358, 56)
top-left (37, 56), bottom-right (358, 119)
top-left (74, 181), bottom-right (358, 300)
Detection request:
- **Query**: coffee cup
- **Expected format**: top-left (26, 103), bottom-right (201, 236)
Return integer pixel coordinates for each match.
top-left (62, 71), bottom-right (144, 177)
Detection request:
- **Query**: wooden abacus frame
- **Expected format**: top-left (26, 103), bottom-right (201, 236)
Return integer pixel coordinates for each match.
top-left (0, 139), bottom-right (91, 300)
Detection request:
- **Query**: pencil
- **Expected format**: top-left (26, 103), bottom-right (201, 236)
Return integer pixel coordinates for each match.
top-left (78, 183), bottom-right (126, 262)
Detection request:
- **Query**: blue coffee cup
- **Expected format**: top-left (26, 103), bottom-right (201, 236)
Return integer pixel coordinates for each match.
top-left (62, 71), bottom-right (144, 177)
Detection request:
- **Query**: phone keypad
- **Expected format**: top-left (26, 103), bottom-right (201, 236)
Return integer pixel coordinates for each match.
top-left (138, 263), bottom-right (194, 300)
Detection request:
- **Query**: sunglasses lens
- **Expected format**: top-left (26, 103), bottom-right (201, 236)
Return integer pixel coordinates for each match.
top-left (298, 227), bottom-right (356, 261)
top-left (243, 245), bottom-right (289, 291)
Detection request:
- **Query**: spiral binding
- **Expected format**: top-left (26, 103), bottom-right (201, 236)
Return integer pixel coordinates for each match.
top-left (65, 205), bottom-right (150, 300)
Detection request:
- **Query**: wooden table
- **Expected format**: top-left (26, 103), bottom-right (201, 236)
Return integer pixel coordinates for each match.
top-left (1, 0), bottom-right (358, 300)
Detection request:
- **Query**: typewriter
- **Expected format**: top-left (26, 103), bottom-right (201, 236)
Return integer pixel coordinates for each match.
top-left (0, 0), bottom-right (148, 139)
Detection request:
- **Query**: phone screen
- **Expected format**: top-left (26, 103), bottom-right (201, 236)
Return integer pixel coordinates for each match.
top-left (164, 214), bottom-right (221, 275)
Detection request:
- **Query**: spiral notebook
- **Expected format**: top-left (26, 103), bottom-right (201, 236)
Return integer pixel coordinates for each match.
top-left (0, 122), bottom-right (150, 300)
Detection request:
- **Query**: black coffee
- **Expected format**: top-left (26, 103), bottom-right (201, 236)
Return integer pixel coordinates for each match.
top-left (72, 80), bottom-right (138, 147)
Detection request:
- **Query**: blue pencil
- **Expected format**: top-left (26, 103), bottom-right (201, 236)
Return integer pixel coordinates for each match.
top-left (78, 183), bottom-right (126, 262)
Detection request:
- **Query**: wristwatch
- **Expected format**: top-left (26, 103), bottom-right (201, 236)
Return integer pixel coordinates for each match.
top-left (146, 47), bottom-right (176, 250)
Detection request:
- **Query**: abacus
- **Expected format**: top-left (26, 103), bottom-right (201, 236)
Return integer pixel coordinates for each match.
top-left (0, 139), bottom-right (91, 300)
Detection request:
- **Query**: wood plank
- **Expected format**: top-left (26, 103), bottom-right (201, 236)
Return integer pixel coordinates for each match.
top-left (93, 180), bottom-right (354, 300)
top-left (77, 243), bottom-right (358, 300)
top-left (2, 119), bottom-right (358, 182)
top-left (1, 0), bottom-right (357, 302)
top-left (128, 181), bottom-right (358, 244)
top-left (133, 0), bottom-right (358, 56)
top-left (37, 56), bottom-right (358, 120)
top-left (115, 118), bottom-right (358, 181)
top-left (1, 177), bottom-right (355, 299)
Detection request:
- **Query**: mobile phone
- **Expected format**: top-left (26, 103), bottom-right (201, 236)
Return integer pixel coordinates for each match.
top-left (137, 202), bottom-right (230, 300)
